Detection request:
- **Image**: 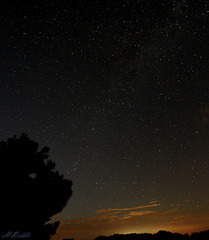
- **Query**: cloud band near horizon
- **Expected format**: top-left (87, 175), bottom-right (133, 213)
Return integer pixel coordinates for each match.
top-left (51, 202), bottom-right (209, 240)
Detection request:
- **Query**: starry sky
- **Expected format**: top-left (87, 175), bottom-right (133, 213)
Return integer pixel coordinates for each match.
top-left (1, 0), bottom-right (209, 240)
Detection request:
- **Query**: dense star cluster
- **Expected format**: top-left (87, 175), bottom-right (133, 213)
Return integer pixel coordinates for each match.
top-left (1, 0), bottom-right (209, 238)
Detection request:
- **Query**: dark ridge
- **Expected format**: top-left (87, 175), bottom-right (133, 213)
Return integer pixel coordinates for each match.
top-left (94, 230), bottom-right (209, 240)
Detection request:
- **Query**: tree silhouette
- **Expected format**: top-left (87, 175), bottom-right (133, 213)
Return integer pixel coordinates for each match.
top-left (0, 133), bottom-right (72, 240)
top-left (94, 230), bottom-right (209, 240)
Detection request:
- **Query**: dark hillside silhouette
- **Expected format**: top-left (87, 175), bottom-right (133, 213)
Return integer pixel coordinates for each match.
top-left (94, 230), bottom-right (209, 240)
top-left (0, 133), bottom-right (72, 240)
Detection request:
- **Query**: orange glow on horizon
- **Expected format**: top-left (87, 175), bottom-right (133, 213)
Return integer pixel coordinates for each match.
top-left (51, 203), bottom-right (209, 240)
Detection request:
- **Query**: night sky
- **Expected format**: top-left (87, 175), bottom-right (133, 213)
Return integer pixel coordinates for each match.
top-left (1, 1), bottom-right (209, 240)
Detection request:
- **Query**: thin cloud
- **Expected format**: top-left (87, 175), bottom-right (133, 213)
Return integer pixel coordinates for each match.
top-left (148, 200), bottom-right (159, 204)
top-left (129, 211), bottom-right (156, 216)
top-left (52, 208), bottom-right (209, 240)
top-left (96, 203), bottom-right (160, 214)
top-left (121, 211), bottom-right (156, 219)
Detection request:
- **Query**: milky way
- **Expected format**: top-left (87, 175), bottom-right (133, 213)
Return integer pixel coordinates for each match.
top-left (1, 1), bottom-right (209, 239)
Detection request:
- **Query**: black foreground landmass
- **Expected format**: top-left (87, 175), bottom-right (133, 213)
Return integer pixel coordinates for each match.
top-left (93, 230), bottom-right (209, 240)
top-left (0, 134), bottom-right (72, 240)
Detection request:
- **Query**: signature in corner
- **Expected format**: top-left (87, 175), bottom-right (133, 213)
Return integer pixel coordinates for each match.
top-left (1, 231), bottom-right (31, 238)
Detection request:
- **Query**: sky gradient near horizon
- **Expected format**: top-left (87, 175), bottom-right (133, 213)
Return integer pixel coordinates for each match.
top-left (1, 1), bottom-right (209, 240)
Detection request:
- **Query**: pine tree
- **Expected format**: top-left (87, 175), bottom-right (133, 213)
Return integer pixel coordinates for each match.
top-left (0, 133), bottom-right (72, 240)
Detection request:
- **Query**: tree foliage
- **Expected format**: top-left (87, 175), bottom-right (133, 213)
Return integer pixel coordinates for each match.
top-left (0, 133), bottom-right (72, 239)
top-left (94, 230), bottom-right (209, 240)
